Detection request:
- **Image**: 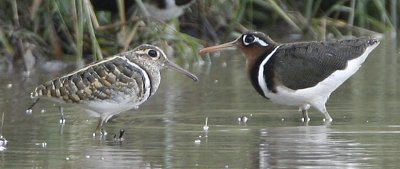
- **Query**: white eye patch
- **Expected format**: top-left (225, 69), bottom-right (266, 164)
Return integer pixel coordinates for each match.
top-left (242, 35), bottom-right (268, 47)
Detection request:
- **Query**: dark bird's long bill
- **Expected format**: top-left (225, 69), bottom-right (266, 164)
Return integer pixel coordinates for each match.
top-left (199, 41), bottom-right (237, 56)
top-left (164, 60), bottom-right (199, 82)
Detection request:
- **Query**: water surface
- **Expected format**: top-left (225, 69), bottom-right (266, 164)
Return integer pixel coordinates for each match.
top-left (0, 36), bottom-right (399, 168)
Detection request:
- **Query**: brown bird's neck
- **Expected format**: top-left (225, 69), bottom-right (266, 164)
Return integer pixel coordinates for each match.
top-left (239, 46), bottom-right (272, 75)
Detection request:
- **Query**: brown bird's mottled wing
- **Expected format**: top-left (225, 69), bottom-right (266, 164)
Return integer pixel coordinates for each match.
top-left (31, 56), bottom-right (148, 103)
top-left (267, 38), bottom-right (372, 90)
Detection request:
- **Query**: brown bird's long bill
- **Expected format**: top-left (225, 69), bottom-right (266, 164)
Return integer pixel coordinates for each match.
top-left (199, 40), bottom-right (237, 56)
top-left (164, 60), bottom-right (199, 82)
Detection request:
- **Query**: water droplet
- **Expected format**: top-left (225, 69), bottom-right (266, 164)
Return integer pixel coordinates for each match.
top-left (26, 109), bottom-right (32, 114)
top-left (221, 62), bottom-right (227, 67)
top-left (66, 157), bottom-right (70, 161)
top-left (100, 157), bottom-right (105, 160)
top-left (281, 118), bottom-right (285, 121)
top-left (85, 155), bottom-right (90, 159)
top-left (6, 84), bottom-right (12, 88)
top-left (40, 109), bottom-right (46, 113)
top-left (214, 80), bottom-right (218, 83)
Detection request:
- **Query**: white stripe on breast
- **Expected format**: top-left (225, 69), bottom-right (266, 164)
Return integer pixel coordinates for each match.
top-left (257, 46), bottom-right (280, 96)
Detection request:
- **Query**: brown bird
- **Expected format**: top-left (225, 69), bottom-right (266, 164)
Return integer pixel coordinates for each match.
top-left (30, 44), bottom-right (198, 134)
top-left (200, 32), bottom-right (379, 122)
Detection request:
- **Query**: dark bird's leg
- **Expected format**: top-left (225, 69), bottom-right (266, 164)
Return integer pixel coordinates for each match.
top-left (300, 103), bottom-right (333, 123)
top-left (312, 102), bottom-right (333, 123)
top-left (321, 108), bottom-right (333, 123)
top-left (301, 109), bottom-right (310, 122)
top-left (300, 104), bottom-right (311, 122)
top-left (114, 129), bottom-right (125, 142)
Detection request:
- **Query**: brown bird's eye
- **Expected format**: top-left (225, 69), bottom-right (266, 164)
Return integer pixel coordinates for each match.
top-left (243, 35), bottom-right (255, 45)
top-left (148, 49), bottom-right (158, 57)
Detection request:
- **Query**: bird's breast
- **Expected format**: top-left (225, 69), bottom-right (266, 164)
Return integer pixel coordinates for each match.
top-left (31, 56), bottom-right (156, 109)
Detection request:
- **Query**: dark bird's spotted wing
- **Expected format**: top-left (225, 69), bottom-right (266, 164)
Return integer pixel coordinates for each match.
top-left (32, 56), bottom-right (150, 103)
top-left (266, 38), bottom-right (373, 90)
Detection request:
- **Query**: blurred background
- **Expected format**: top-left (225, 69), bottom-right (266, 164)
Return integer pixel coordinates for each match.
top-left (0, 0), bottom-right (397, 74)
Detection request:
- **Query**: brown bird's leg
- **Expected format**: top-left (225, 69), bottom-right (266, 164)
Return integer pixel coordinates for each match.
top-left (300, 104), bottom-right (311, 122)
top-left (321, 109), bottom-right (333, 123)
top-left (301, 109), bottom-right (310, 122)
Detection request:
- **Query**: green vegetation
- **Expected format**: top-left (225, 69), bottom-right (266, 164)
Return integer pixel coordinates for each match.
top-left (0, 0), bottom-right (397, 71)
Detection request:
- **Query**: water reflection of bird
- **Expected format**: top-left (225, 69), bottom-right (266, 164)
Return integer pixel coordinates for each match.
top-left (30, 44), bottom-right (198, 135)
top-left (200, 32), bottom-right (379, 122)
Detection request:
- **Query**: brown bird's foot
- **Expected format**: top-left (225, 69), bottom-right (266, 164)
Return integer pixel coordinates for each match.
top-left (323, 116), bottom-right (333, 123)
top-left (300, 106), bottom-right (310, 122)
top-left (322, 110), bottom-right (333, 123)
top-left (301, 116), bottom-right (310, 123)
top-left (301, 117), bottom-right (310, 123)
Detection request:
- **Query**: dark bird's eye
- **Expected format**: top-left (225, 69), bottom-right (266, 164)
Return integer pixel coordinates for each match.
top-left (148, 49), bottom-right (158, 57)
top-left (243, 35), bottom-right (255, 45)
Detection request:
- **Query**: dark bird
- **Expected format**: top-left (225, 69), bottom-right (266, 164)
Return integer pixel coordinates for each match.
top-left (31, 44), bottom-right (198, 134)
top-left (200, 32), bottom-right (379, 122)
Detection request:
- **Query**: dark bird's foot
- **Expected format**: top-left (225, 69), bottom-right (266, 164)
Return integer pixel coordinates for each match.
top-left (300, 106), bottom-right (310, 123)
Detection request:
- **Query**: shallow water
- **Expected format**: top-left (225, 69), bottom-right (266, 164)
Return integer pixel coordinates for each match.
top-left (0, 36), bottom-right (399, 168)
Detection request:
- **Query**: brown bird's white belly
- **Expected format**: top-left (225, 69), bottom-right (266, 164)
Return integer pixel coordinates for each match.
top-left (258, 42), bottom-right (379, 109)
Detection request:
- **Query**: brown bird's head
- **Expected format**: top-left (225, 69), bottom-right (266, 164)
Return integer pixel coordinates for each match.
top-left (128, 44), bottom-right (198, 82)
top-left (200, 32), bottom-right (278, 72)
